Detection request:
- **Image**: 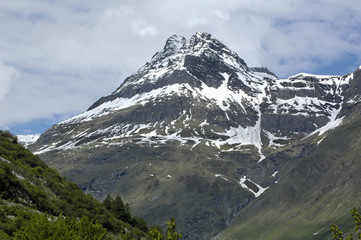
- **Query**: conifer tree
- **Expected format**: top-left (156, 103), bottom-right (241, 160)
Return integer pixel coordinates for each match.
top-left (167, 218), bottom-right (181, 240)
top-left (103, 194), bottom-right (112, 211)
top-left (331, 208), bottom-right (361, 240)
top-left (111, 196), bottom-right (128, 222)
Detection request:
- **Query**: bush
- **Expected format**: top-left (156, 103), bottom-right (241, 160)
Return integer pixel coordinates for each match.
top-left (14, 214), bottom-right (107, 240)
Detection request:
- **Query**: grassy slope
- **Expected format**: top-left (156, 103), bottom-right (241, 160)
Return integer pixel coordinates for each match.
top-left (42, 139), bottom-right (255, 239)
top-left (0, 131), bottom-right (147, 239)
top-left (218, 112), bottom-right (361, 239)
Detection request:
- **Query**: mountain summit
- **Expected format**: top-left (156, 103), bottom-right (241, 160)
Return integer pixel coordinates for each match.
top-left (88, 32), bottom-right (253, 109)
top-left (30, 33), bottom-right (361, 239)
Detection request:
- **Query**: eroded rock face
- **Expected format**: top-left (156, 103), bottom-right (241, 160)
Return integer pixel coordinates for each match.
top-left (29, 33), bottom-right (361, 240)
top-left (261, 72), bottom-right (352, 138)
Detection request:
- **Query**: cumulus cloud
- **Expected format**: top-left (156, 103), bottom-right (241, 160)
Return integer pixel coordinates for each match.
top-left (0, 0), bottom-right (360, 133)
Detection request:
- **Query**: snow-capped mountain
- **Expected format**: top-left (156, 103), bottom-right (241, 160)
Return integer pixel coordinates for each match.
top-left (33, 32), bottom-right (357, 159)
top-left (17, 134), bottom-right (40, 147)
top-left (29, 33), bottom-right (361, 239)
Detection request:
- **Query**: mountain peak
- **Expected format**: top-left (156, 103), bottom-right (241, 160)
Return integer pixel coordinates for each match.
top-left (187, 32), bottom-right (248, 69)
top-left (165, 35), bottom-right (186, 50)
top-left (86, 33), bottom-right (261, 110)
top-left (192, 32), bottom-right (215, 40)
top-left (188, 32), bottom-right (227, 51)
top-left (151, 35), bottom-right (186, 62)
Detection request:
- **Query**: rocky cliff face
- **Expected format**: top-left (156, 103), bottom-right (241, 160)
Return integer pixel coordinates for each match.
top-left (29, 32), bottom-right (361, 239)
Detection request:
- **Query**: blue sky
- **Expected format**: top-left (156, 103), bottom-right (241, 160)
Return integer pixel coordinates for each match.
top-left (1, 0), bottom-right (361, 135)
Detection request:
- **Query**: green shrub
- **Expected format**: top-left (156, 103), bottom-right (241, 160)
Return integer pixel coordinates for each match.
top-left (14, 214), bottom-right (107, 240)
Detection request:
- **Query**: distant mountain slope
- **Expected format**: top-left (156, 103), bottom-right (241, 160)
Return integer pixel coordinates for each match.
top-left (29, 32), bottom-right (361, 239)
top-left (216, 107), bottom-right (361, 239)
top-left (0, 131), bottom-right (147, 239)
top-left (17, 134), bottom-right (40, 147)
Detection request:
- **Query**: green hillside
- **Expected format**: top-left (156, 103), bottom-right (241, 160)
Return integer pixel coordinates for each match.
top-left (216, 112), bottom-right (361, 239)
top-left (0, 130), bottom-right (148, 239)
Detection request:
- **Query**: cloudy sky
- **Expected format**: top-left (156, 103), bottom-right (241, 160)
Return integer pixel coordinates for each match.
top-left (1, 0), bottom-right (361, 135)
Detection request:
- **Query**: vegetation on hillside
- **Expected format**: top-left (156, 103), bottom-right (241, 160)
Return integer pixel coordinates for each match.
top-left (0, 130), bottom-right (182, 239)
top-left (14, 214), bottom-right (106, 240)
top-left (149, 218), bottom-right (181, 240)
top-left (331, 208), bottom-right (361, 240)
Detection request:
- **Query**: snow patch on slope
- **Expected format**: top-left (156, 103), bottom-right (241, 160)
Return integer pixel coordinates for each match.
top-left (288, 73), bottom-right (339, 79)
top-left (264, 131), bottom-right (290, 147)
top-left (305, 86), bottom-right (346, 137)
top-left (34, 140), bottom-right (77, 155)
top-left (215, 173), bottom-right (230, 182)
top-left (62, 84), bottom-right (193, 124)
top-left (211, 117), bottom-right (265, 162)
top-left (239, 176), bottom-right (269, 198)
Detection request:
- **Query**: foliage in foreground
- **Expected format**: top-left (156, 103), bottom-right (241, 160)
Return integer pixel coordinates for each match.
top-left (331, 208), bottom-right (361, 240)
top-left (103, 194), bottom-right (148, 233)
top-left (149, 218), bottom-right (181, 240)
top-left (14, 214), bottom-right (106, 240)
top-left (0, 130), bottom-right (146, 239)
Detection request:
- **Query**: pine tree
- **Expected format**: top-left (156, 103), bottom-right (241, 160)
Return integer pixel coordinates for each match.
top-left (331, 208), bottom-right (361, 239)
top-left (111, 196), bottom-right (130, 222)
top-left (167, 218), bottom-right (181, 240)
top-left (103, 194), bottom-right (112, 211)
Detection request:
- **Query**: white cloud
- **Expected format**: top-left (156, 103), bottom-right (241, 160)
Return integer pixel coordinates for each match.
top-left (0, 0), bottom-right (360, 132)
top-left (0, 62), bottom-right (19, 99)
